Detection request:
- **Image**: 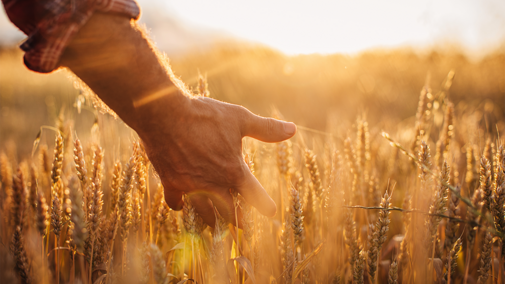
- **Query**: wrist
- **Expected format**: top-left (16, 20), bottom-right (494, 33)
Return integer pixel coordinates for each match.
top-left (132, 90), bottom-right (191, 141)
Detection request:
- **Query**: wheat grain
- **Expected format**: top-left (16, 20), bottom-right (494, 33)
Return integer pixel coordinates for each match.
top-left (344, 209), bottom-right (359, 268)
top-left (118, 156), bottom-right (136, 242)
top-left (479, 157), bottom-right (492, 211)
top-left (305, 149), bottom-right (323, 199)
top-left (476, 232), bottom-right (492, 284)
top-left (155, 190), bottom-right (169, 240)
top-left (11, 167), bottom-right (26, 229)
top-left (444, 238), bottom-right (462, 283)
top-left (368, 189), bottom-right (392, 282)
top-left (434, 102), bottom-right (454, 167)
top-left (73, 138), bottom-right (87, 188)
top-left (147, 244), bottom-right (168, 284)
top-left (290, 185), bottom-right (304, 247)
top-left (388, 260), bottom-right (398, 284)
top-left (69, 177), bottom-right (87, 252)
top-left (241, 196), bottom-right (254, 246)
top-left (353, 250), bottom-right (365, 284)
top-left (51, 193), bottom-right (62, 237)
top-left (425, 161), bottom-right (450, 247)
top-left (28, 165), bottom-right (38, 220)
top-left (51, 134), bottom-right (64, 188)
top-left (110, 161), bottom-right (122, 212)
top-left (0, 152), bottom-right (13, 216)
top-left (10, 226), bottom-right (31, 284)
top-left (277, 140), bottom-right (293, 177)
top-left (281, 223), bottom-right (294, 284)
top-left (35, 191), bottom-right (49, 236)
top-left (466, 145), bottom-right (479, 195)
top-left (182, 194), bottom-right (204, 236)
top-left (444, 185), bottom-right (461, 257)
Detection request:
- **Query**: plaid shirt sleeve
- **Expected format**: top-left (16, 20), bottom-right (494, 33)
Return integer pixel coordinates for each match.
top-left (2, 0), bottom-right (140, 73)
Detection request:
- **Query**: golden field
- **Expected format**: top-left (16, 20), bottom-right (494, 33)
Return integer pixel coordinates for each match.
top-left (1, 45), bottom-right (505, 283)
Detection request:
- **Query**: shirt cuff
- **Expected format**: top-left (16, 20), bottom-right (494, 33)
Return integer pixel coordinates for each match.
top-left (19, 0), bottom-right (140, 73)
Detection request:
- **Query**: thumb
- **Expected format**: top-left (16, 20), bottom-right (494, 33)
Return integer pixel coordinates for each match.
top-left (241, 110), bottom-right (296, 142)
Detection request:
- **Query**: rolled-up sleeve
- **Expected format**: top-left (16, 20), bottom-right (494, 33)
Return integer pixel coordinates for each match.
top-left (2, 0), bottom-right (140, 73)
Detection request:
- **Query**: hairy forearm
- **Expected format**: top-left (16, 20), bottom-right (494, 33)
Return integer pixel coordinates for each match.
top-left (56, 12), bottom-right (292, 221)
top-left (59, 12), bottom-right (186, 131)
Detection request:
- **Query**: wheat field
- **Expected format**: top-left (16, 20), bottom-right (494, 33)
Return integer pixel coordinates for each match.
top-left (1, 46), bottom-right (505, 284)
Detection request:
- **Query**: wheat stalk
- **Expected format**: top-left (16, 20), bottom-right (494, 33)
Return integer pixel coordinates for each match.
top-left (368, 189), bottom-right (392, 282)
top-left (36, 191), bottom-right (49, 236)
top-left (353, 250), bottom-right (365, 284)
top-left (466, 145), bottom-right (479, 196)
top-left (51, 134), bottom-right (64, 189)
top-left (73, 138), bottom-right (87, 190)
top-left (444, 238), bottom-right (462, 284)
top-left (434, 102), bottom-right (454, 167)
top-left (344, 209), bottom-right (359, 269)
top-left (290, 185), bottom-right (304, 248)
top-left (444, 185), bottom-right (461, 258)
top-left (182, 194), bottom-right (204, 236)
top-left (11, 167), bottom-right (26, 229)
top-left (388, 260), bottom-right (398, 284)
top-left (277, 140), bottom-right (293, 177)
top-left (147, 244), bottom-right (168, 284)
top-left (10, 226), bottom-right (31, 284)
top-left (28, 165), bottom-right (38, 222)
top-left (479, 157), bottom-right (492, 211)
top-left (425, 161), bottom-right (450, 247)
top-left (492, 148), bottom-right (505, 236)
top-left (69, 177), bottom-right (87, 252)
top-left (110, 161), bottom-right (122, 212)
top-left (476, 232), bottom-right (492, 284)
top-left (155, 191), bottom-right (169, 244)
top-left (305, 149), bottom-right (323, 199)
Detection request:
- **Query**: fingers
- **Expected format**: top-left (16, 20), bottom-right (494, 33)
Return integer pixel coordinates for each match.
top-left (188, 191), bottom-right (242, 228)
top-left (188, 193), bottom-right (216, 228)
top-left (163, 186), bottom-right (184, 211)
top-left (235, 166), bottom-right (277, 218)
top-left (240, 108), bottom-right (296, 142)
top-left (208, 189), bottom-right (242, 228)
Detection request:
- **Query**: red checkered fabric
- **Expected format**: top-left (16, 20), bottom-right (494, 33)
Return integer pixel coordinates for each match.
top-left (2, 0), bottom-right (140, 73)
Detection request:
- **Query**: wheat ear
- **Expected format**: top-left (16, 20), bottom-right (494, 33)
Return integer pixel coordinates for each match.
top-left (368, 189), bottom-right (392, 282)
top-left (10, 226), bottom-right (31, 284)
top-left (476, 232), bottom-right (492, 284)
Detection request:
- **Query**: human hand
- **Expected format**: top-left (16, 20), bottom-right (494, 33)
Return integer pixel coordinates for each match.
top-left (56, 12), bottom-right (296, 227)
top-left (135, 94), bottom-right (296, 227)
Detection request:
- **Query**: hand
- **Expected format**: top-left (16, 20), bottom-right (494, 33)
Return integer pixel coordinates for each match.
top-left (57, 13), bottom-right (297, 227)
top-left (136, 94), bottom-right (296, 227)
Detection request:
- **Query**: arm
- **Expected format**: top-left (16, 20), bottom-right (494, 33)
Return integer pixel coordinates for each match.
top-left (59, 13), bottom-right (297, 226)
top-left (59, 13), bottom-right (181, 131)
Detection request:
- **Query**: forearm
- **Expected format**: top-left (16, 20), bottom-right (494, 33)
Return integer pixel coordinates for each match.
top-left (59, 12), bottom-right (186, 132)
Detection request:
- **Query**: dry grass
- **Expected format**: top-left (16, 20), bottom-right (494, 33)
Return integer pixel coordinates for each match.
top-left (1, 45), bottom-right (505, 283)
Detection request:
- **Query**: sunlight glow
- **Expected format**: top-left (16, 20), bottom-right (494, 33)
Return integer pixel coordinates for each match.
top-left (162, 0), bottom-right (505, 55)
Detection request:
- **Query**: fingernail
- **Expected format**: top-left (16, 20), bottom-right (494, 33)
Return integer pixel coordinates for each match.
top-left (283, 122), bottom-right (296, 136)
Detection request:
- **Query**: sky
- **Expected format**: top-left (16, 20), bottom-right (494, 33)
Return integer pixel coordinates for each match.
top-left (1, 0), bottom-right (505, 55)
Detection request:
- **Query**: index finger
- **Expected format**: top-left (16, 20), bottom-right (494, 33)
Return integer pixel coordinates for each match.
top-left (235, 162), bottom-right (277, 218)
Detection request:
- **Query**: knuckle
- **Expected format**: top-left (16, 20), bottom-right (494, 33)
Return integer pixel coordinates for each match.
top-left (235, 106), bottom-right (250, 127)
top-left (227, 163), bottom-right (246, 184)
top-left (265, 117), bottom-right (275, 135)
top-left (235, 104), bottom-right (248, 113)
